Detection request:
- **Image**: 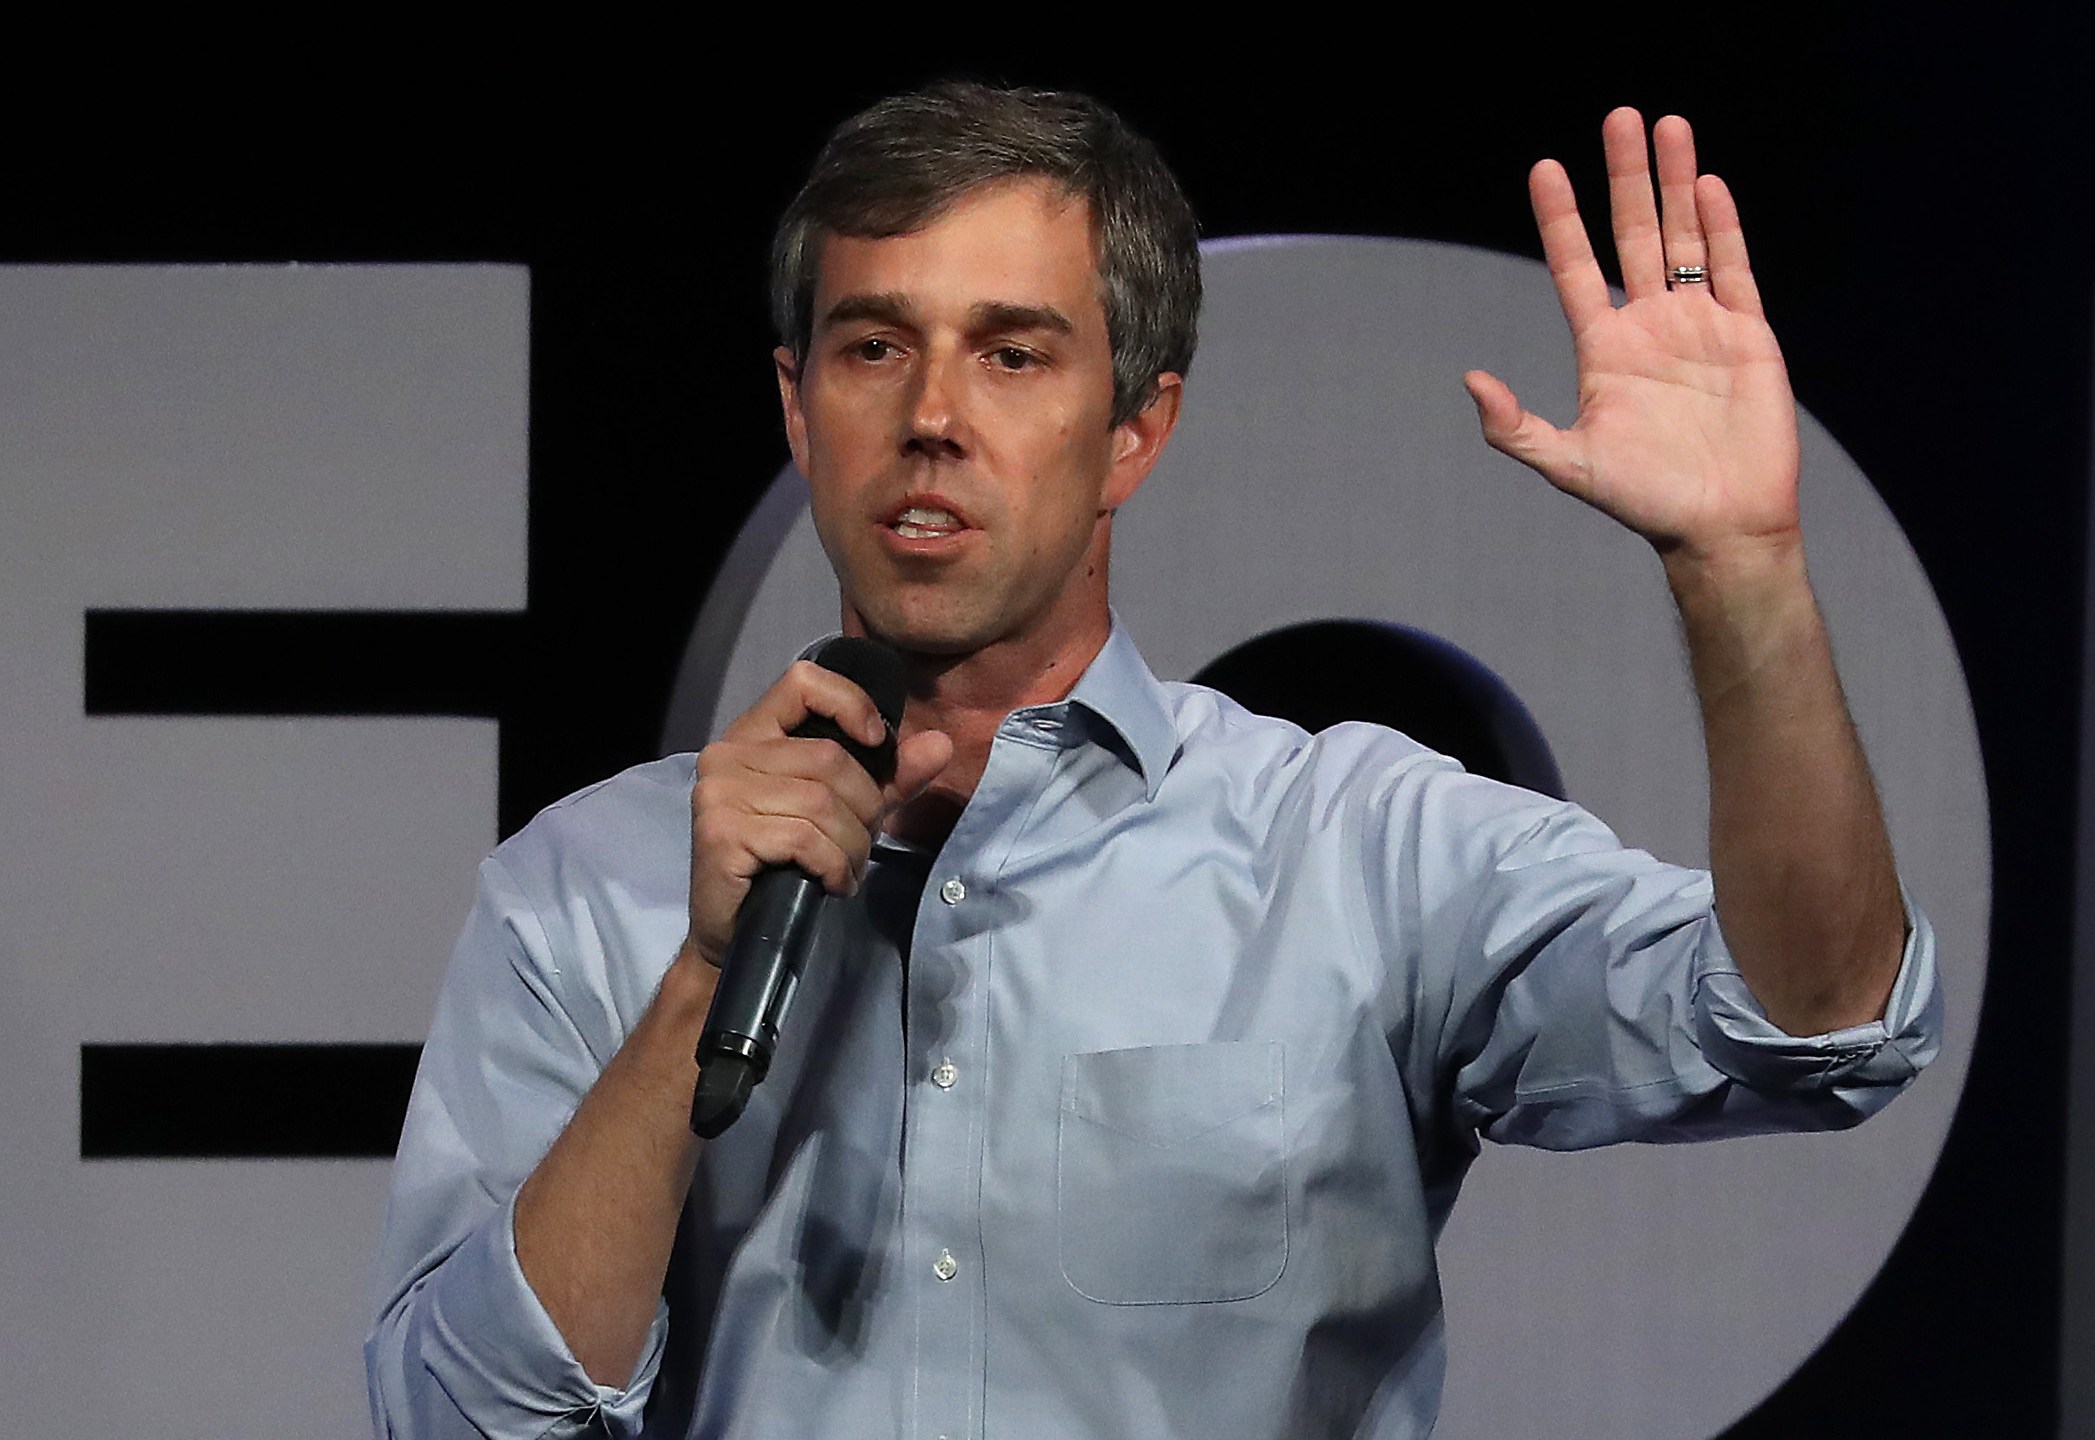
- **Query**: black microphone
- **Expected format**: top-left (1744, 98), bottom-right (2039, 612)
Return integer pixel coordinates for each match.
top-left (690, 636), bottom-right (906, 1139)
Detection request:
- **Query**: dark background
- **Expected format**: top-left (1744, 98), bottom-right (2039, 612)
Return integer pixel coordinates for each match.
top-left (20, 19), bottom-right (2090, 1433)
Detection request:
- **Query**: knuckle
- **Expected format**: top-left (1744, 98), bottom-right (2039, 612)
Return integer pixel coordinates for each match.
top-left (691, 810), bottom-right (735, 854)
top-left (697, 739), bottom-right (759, 782)
top-left (789, 660), bottom-right (839, 704)
top-left (787, 775), bottom-right (832, 819)
top-left (814, 740), bottom-right (859, 783)
top-left (690, 776), bottom-right (741, 828)
top-left (813, 785), bottom-right (852, 831)
top-left (838, 785), bottom-right (878, 828)
top-left (787, 818), bottom-right (839, 876)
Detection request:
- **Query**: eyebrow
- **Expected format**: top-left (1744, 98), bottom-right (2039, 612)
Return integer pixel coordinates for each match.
top-left (820, 292), bottom-right (916, 331)
top-left (817, 293), bottom-right (1076, 339)
top-left (969, 301), bottom-right (1074, 338)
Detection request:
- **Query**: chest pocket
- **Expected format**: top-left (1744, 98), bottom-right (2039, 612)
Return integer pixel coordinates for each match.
top-left (1057, 1040), bottom-right (1287, 1305)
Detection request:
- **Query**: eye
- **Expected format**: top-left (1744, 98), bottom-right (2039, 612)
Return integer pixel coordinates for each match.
top-left (848, 337), bottom-right (898, 363)
top-left (989, 346), bottom-right (1040, 372)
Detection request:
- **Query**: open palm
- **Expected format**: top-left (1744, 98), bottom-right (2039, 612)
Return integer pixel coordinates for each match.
top-left (1465, 109), bottom-right (1801, 559)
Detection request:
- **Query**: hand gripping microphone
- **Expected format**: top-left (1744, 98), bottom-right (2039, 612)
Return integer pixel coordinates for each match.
top-left (690, 636), bottom-right (905, 1139)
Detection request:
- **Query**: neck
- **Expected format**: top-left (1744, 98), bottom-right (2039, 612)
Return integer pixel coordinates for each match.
top-left (879, 611), bottom-right (1110, 850)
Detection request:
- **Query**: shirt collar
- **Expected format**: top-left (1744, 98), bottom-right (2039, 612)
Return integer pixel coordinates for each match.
top-left (808, 617), bottom-right (1178, 803)
top-left (1061, 615), bottom-right (1177, 801)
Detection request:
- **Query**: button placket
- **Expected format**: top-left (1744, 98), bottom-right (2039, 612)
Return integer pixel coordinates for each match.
top-left (902, 720), bottom-right (1062, 1440)
top-left (903, 886), bottom-right (970, 1436)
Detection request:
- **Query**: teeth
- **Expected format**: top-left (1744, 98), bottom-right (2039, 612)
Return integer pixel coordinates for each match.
top-left (893, 505), bottom-right (960, 539)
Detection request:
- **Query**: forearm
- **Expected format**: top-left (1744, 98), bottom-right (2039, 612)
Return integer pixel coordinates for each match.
top-left (1665, 534), bottom-right (1906, 1035)
top-left (513, 944), bottom-right (715, 1387)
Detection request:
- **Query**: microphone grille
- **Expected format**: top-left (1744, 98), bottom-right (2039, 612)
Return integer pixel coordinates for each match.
top-left (810, 636), bottom-right (907, 733)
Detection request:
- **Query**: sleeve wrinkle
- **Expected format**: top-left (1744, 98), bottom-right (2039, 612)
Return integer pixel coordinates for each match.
top-left (370, 848), bottom-right (667, 1438)
top-left (1433, 802), bottom-right (1602, 1070)
top-left (485, 850), bottom-right (619, 1068)
top-left (1363, 768), bottom-right (1587, 1145)
top-left (1424, 784), bottom-right (1939, 1148)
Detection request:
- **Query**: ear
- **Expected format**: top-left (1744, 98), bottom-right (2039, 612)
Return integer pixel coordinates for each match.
top-left (775, 346), bottom-right (811, 474)
top-left (1101, 372), bottom-right (1184, 512)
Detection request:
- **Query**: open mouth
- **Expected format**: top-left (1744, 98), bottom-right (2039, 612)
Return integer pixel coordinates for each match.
top-left (889, 504), bottom-right (967, 540)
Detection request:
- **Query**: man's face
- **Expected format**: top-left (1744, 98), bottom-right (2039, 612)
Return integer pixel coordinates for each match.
top-left (778, 177), bottom-right (1178, 660)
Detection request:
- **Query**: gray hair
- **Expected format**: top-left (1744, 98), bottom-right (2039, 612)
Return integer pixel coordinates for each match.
top-left (770, 82), bottom-right (1202, 427)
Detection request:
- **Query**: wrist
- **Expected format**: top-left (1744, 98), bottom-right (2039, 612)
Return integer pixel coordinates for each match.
top-left (656, 940), bottom-right (721, 1030)
top-left (1660, 527), bottom-right (1806, 596)
top-left (1661, 531), bottom-right (1816, 648)
top-left (1664, 528), bottom-right (1834, 712)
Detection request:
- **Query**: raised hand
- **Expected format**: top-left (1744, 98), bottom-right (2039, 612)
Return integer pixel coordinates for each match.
top-left (1464, 108), bottom-right (1800, 564)
top-left (1460, 109), bottom-right (1908, 1038)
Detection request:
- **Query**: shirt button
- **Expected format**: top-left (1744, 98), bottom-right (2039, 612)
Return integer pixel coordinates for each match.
top-left (939, 877), bottom-right (967, 905)
top-left (932, 1060), bottom-right (957, 1089)
top-left (933, 1248), bottom-right (958, 1282)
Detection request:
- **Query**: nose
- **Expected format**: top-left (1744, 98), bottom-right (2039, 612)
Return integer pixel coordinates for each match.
top-left (903, 347), bottom-right (966, 461)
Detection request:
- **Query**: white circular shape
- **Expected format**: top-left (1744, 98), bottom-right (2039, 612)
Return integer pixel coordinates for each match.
top-left (939, 877), bottom-right (967, 906)
top-left (668, 236), bottom-right (1987, 1439)
top-left (933, 1061), bottom-right (959, 1090)
top-left (933, 1249), bottom-right (959, 1282)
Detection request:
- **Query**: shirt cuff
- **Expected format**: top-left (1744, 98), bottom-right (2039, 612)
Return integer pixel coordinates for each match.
top-left (1690, 882), bottom-right (1942, 1108)
top-left (418, 1189), bottom-right (667, 1438)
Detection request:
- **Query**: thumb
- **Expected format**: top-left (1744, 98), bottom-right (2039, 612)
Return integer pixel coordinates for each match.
top-left (887, 729), bottom-right (955, 808)
top-left (1462, 369), bottom-right (1571, 476)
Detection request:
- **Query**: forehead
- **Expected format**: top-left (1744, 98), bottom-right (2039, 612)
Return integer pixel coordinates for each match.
top-left (812, 178), bottom-right (1106, 324)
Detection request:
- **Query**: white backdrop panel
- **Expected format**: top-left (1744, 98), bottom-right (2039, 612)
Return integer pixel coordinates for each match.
top-left (0, 264), bottom-right (527, 1435)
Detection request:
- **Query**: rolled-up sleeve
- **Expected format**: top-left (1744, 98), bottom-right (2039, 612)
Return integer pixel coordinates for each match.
top-left (1692, 883), bottom-right (1940, 1106)
top-left (1401, 767), bottom-right (1943, 1151)
top-left (366, 856), bottom-right (667, 1439)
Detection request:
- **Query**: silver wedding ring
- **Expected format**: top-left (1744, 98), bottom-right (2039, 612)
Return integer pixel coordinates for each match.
top-left (1667, 264), bottom-right (1709, 285)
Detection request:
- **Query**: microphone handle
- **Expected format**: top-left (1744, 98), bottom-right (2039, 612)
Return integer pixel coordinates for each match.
top-left (689, 635), bottom-right (904, 1140)
top-left (690, 866), bottom-right (827, 1138)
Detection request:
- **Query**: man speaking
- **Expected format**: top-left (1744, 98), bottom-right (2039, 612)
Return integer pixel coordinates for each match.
top-left (367, 84), bottom-right (1938, 1438)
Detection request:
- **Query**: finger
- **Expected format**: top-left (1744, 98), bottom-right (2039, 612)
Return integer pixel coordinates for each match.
top-left (704, 753), bottom-right (874, 859)
top-left (751, 778), bottom-right (873, 881)
top-left (724, 660), bottom-right (892, 749)
top-left (886, 729), bottom-right (955, 810)
top-left (737, 812), bottom-right (863, 895)
top-left (702, 734), bottom-right (886, 828)
top-left (1603, 106), bottom-right (1666, 299)
top-left (1463, 370), bottom-right (1579, 481)
top-left (692, 797), bottom-right (863, 905)
top-left (1653, 115), bottom-right (1710, 292)
top-left (1527, 160), bottom-right (1612, 333)
top-left (1697, 173), bottom-right (1765, 319)
top-left (1462, 369), bottom-right (1524, 440)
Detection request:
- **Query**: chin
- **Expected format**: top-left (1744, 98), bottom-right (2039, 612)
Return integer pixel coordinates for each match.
top-left (860, 619), bottom-right (992, 658)
top-left (848, 595), bottom-right (1011, 659)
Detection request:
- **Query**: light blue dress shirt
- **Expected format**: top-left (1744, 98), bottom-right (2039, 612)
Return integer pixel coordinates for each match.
top-left (367, 624), bottom-right (1939, 1440)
